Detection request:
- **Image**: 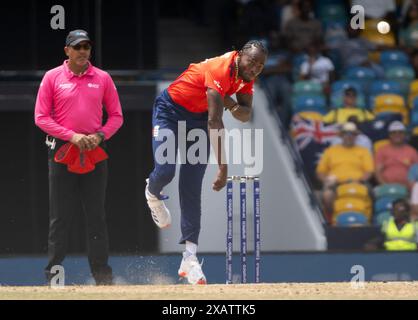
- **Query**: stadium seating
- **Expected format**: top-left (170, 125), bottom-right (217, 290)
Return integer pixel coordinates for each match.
top-left (293, 81), bottom-right (323, 97)
top-left (344, 66), bottom-right (377, 92)
top-left (319, 4), bottom-right (347, 22)
top-left (373, 94), bottom-right (408, 123)
top-left (334, 198), bottom-right (369, 218)
top-left (336, 183), bottom-right (369, 201)
top-left (374, 196), bottom-right (397, 215)
top-left (293, 95), bottom-right (327, 114)
top-left (374, 184), bottom-right (408, 200)
top-left (331, 80), bottom-right (364, 95)
top-left (380, 50), bottom-right (410, 68)
top-left (372, 184), bottom-right (408, 226)
top-left (369, 80), bottom-right (402, 107)
top-left (293, 111), bottom-right (323, 122)
top-left (385, 66), bottom-right (415, 96)
top-left (408, 80), bottom-right (418, 108)
top-left (374, 211), bottom-right (392, 226)
top-left (335, 212), bottom-right (369, 227)
top-left (345, 66), bottom-right (377, 81)
top-left (365, 33), bottom-right (396, 47)
top-left (333, 181), bottom-right (373, 223)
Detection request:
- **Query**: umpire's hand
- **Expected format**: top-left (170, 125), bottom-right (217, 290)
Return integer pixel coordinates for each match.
top-left (70, 133), bottom-right (93, 152)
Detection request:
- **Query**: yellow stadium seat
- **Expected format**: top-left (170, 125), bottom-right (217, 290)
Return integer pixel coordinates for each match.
top-left (293, 111), bottom-right (323, 122)
top-left (374, 139), bottom-right (390, 153)
top-left (336, 183), bottom-right (369, 201)
top-left (333, 198), bottom-right (368, 215)
top-left (409, 81), bottom-right (418, 108)
top-left (413, 127), bottom-right (418, 136)
top-left (373, 94), bottom-right (409, 124)
top-left (365, 33), bottom-right (396, 47)
top-left (409, 80), bottom-right (418, 95)
top-left (374, 94), bottom-right (405, 109)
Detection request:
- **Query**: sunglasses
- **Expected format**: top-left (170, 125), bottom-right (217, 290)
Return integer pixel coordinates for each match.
top-left (390, 130), bottom-right (405, 134)
top-left (71, 43), bottom-right (91, 51)
top-left (342, 131), bottom-right (357, 136)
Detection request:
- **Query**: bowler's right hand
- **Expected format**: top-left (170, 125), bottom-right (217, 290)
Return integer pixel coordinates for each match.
top-left (212, 165), bottom-right (228, 191)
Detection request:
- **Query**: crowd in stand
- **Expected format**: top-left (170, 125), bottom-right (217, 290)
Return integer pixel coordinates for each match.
top-left (236, 0), bottom-right (418, 246)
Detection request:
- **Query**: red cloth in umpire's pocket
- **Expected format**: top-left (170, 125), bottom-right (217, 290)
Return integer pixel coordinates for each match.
top-left (54, 143), bottom-right (108, 174)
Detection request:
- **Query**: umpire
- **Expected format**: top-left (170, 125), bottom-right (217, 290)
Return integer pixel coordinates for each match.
top-left (34, 30), bottom-right (123, 285)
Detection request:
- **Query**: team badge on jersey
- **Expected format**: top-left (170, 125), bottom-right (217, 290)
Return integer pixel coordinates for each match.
top-left (153, 125), bottom-right (160, 137)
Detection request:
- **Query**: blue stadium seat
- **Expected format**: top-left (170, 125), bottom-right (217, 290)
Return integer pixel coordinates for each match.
top-left (374, 184), bottom-right (408, 199)
top-left (380, 50), bottom-right (410, 67)
top-left (369, 80), bottom-right (402, 107)
top-left (369, 80), bottom-right (402, 96)
top-left (331, 80), bottom-right (364, 95)
top-left (385, 66), bottom-right (415, 95)
top-left (293, 95), bottom-right (327, 114)
top-left (293, 81), bottom-right (323, 96)
top-left (374, 197), bottom-right (398, 214)
top-left (373, 211), bottom-right (392, 226)
top-left (319, 4), bottom-right (347, 22)
top-left (335, 212), bottom-right (369, 226)
top-left (345, 66), bottom-right (377, 81)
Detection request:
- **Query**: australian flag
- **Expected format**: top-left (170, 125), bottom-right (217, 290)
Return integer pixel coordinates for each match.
top-left (358, 113), bottom-right (403, 143)
top-left (291, 116), bottom-right (339, 187)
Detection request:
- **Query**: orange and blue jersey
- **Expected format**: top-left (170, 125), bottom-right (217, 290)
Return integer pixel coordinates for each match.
top-left (167, 51), bottom-right (254, 113)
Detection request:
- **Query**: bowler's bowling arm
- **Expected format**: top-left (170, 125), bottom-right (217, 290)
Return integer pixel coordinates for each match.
top-left (224, 93), bottom-right (252, 123)
top-left (207, 88), bottom-right (227, 169)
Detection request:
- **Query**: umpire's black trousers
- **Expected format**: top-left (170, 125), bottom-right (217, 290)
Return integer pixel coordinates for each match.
top-left (45, 140), bottom-right (112, 285)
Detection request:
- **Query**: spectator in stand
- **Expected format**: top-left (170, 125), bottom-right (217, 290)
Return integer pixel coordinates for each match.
top-left (280, 0), bottom-right (300, 31)
top-left (316, 122), bottom-right (374, 216)
top-left (262, 32), bottom-right (293, 127)
top-left (399, 3), bottom-right (418, 53)
top-left (283, 0), bottom-right (322, 53)
top-left (331, 115), bottom-right (373, 154)
top-left (335, 26), bottom-right (385, 78)
top-left (365, 198), bottom-right (418, 251)
top-left (299, 40), bottom-right (335, 93)
top-left (323, 87), bottom-right (375, 124)
top-left (375, 121), bottom-right (418, 187)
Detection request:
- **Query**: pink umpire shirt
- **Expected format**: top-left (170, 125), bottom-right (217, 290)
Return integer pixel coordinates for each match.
top-left (35, 60), bottom-right (123, 141)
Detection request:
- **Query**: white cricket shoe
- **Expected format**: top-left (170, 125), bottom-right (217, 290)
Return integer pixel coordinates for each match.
top-left (145, 179), bottom-right (171, 228)
top-left (178, 252), bottom-right (207, 285)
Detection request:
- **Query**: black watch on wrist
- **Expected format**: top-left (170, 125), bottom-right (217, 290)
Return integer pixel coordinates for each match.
top-left (96, 131), bottom-right (105, 143)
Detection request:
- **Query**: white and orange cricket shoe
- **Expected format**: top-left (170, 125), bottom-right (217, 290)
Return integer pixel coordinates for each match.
top-left (178, 252), bottom-right (207, 285)
top-left (145, 179), bottom-right (171, 228)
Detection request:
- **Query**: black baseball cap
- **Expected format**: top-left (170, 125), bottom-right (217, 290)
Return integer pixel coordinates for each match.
top-left (65, 29), bottom-right (91, 46)
top-left (344, 87), bottom-right (357, 95)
